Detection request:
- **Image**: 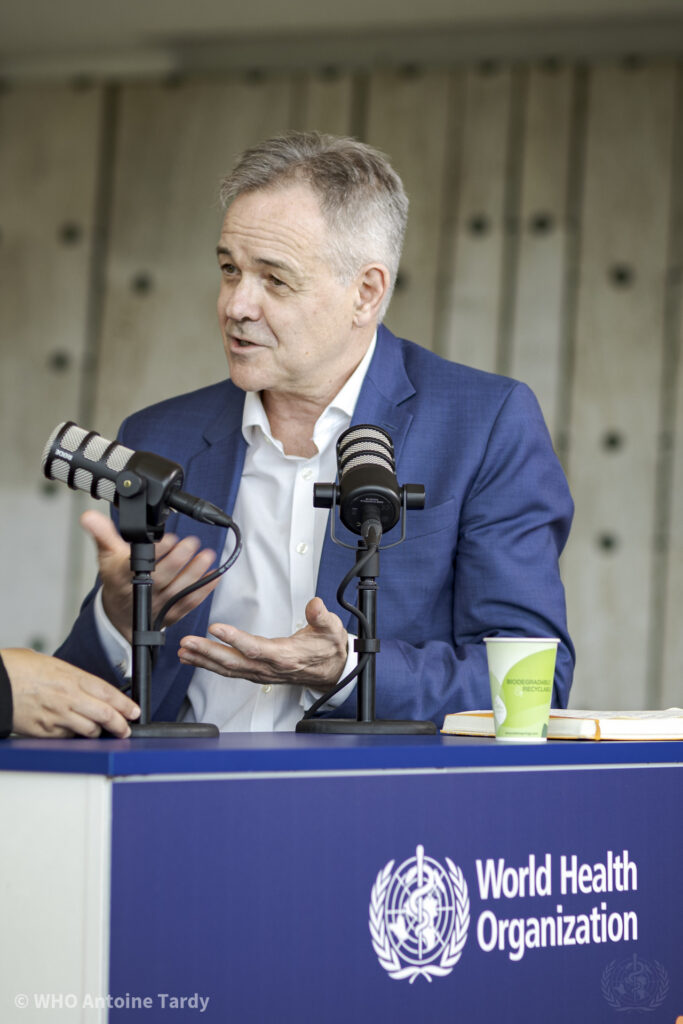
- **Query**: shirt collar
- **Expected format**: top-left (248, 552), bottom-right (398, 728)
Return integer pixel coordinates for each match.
top-left (241, 333), bottom-right (377, 448)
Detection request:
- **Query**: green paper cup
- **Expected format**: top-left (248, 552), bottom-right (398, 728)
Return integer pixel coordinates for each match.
top-left (484, 637), bottom-right (560, 743)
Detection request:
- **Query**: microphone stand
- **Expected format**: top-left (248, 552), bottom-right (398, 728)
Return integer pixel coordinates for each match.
top-left (297, 509), bottom-right (437, 735)
top-left (356, 533), bottom-right (380, 724)
top-left (117, 474), bottom-right (219, 739)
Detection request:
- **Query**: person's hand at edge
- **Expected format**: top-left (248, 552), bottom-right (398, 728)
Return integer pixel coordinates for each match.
top-left (2, 649), bottom-right (141, 738)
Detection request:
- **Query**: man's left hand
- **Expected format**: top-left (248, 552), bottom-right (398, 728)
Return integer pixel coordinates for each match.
top-left (177, 597), bottom-right (348, 690)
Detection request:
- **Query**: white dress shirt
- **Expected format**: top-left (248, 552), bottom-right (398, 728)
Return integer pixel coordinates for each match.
top-left (95, 336), bottom-right (375, 731)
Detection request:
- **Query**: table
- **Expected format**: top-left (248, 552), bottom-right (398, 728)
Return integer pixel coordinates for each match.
top-left (1, 733), bottom-right (682, 1022)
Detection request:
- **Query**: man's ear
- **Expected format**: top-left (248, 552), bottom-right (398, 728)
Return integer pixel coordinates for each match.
top-left (353, 264), bottom-right (391, 326)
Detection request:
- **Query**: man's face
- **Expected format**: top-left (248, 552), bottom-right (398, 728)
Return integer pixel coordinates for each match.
top-left (216, 183), bottom-right (369, 402)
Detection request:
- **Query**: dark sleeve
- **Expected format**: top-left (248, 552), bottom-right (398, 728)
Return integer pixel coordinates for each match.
top-left (0, 654), bottom-right (13, 739)
top-left (54, 587), bottom-right (125, 687)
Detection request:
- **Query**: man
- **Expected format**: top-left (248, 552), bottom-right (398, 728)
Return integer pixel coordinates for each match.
top-left (0, 649), bottom-right (140, 738)
top-left (56, 131), bottom-right (574, 730)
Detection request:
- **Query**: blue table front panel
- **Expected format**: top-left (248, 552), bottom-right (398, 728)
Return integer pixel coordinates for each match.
top-left (109, 766), bottom-right (683, 1023)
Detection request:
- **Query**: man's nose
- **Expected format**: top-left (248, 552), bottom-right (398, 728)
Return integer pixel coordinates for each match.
top-left (222, 276), bottom-right (261, 321)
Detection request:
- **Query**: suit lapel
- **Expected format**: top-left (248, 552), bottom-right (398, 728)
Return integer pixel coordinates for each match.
top-left (152, 385), bottom-right (247, 718)
top-left (164, 384), bottom-right (247, 547)
top-left (352, 328), bottom-right (415, 464)
top-left (316, 326), bottom-right (416, 626)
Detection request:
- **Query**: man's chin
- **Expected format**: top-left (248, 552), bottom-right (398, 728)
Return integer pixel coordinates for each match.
top-left (226, 358), bottom-right (270, 393)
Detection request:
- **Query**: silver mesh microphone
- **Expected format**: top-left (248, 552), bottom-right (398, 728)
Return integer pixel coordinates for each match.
top-left (337, 426), bottom-right (396, 478)
top-left (42, 422), bottom-right (135, 501)
top-left (42, 421), bottom-right (234, 529)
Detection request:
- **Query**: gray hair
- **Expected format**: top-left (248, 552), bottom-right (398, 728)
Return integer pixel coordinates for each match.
top-left (218, 131), bottom-right (408, 319)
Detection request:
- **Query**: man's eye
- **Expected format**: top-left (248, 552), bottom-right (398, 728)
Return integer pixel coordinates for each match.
top-left (269, 275), bottom-right (286, 287)
top-left (221, 263), bottom-right (237, 276)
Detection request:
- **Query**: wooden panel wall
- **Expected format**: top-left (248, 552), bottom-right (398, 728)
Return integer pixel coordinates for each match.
top-left (662, 291), bottom-right (683, 707)
top-left (438, 67), bottom-right (514, 372)
top-left (93, 75), bottom-right (295, 438)
top-left (366, 68), bottom-right (453, 349)
top-left (508, 65), bottom-right (576, 438)
top-left (0, 83), bottom-right (103, 651)
top-left (1, 58), bottom-right (681, 712)
top-left (563, 62), bottom-right (678, 709)
top-left (660, 76), bottom-right (683, 708)
top-left (293, 71), bottom-right (355, 136)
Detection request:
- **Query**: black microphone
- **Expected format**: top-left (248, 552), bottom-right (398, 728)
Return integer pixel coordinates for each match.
top-left (41, 421), bottom-right (232, 528)
top-left (302, 425), bottom-right (433, 735)
top-left (335, 424), bottom-right (402, 537)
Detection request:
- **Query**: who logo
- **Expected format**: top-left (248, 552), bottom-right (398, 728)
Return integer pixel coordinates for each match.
top-left (369, 844), bottom-right (470, 983)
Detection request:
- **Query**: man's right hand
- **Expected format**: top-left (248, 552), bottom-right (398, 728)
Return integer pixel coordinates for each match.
top-left (80, 510), bottom-right (220, 643)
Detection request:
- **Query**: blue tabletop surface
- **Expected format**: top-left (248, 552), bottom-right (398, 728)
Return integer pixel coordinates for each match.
top-left (1, 732), bottom-right (682, 776)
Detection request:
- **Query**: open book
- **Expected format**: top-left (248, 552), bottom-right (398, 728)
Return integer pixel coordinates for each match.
top-left (442, 708), bottom-right (683, 741)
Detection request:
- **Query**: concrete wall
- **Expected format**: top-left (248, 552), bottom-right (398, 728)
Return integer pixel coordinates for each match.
top-left (1, 54), bottom-right (682, 709)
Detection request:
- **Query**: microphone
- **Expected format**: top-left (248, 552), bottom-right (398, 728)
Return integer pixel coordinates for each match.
top-left (41, 421), bottom-right (232, 528)
top-left (301, 425), bottom-right (434, 735)
top-left (314, 424), bottom-right (425, 545)
top-left (336, 425), bottom-right (401, 537)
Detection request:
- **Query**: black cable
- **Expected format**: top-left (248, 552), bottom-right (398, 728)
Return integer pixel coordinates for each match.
top-left (152, 518), bottom-right (242, 635)
top-left (119, 519), bottom-right (242, 692)
top-left (301, 540), bottom-right (378, 720)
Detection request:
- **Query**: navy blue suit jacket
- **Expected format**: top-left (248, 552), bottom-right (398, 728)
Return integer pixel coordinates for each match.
top-left (56, 326), bottom-right (574, 725)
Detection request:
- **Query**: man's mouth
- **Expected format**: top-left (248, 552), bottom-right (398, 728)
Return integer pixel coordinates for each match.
top-left (231, 335), bottom-right (261, 348)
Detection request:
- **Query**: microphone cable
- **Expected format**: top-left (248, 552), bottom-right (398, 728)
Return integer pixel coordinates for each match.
top-left (301, 537), bottom-right (378, 721)
top-left (152, 517), bottom-right (242, 638)
top-left (118, 517), bottom-right (242, 691)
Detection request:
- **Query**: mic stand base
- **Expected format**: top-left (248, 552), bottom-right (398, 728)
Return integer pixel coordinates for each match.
top-left (296, 718), bottom-right (436, 735)
top-left (130, 721), bottom-right (219, 739)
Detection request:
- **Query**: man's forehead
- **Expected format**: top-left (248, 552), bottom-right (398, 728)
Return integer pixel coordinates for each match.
top-left (222, 182), bottom-right (323, 222)
top-left (218, 185), bottom-right (329, 266)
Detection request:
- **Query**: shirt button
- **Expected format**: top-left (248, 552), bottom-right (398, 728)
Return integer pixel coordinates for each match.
top-left (301, 468), bottom-right (313, 480)
top-left (296, 542), bottom-right (309, 555)
top-left (262, 684), bottom-right (272, 694)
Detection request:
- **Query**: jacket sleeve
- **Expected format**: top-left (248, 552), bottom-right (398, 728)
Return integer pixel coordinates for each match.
top-left (0, 654), bottom-right (13, 738)
top-left (53, 585), bottom-right (126, 688)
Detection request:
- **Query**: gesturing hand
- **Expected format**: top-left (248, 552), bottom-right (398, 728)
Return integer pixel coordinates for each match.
top-left (177, 597), bottom-right (348, 691)
top-left (80, 510), bottom-right (220, 643)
